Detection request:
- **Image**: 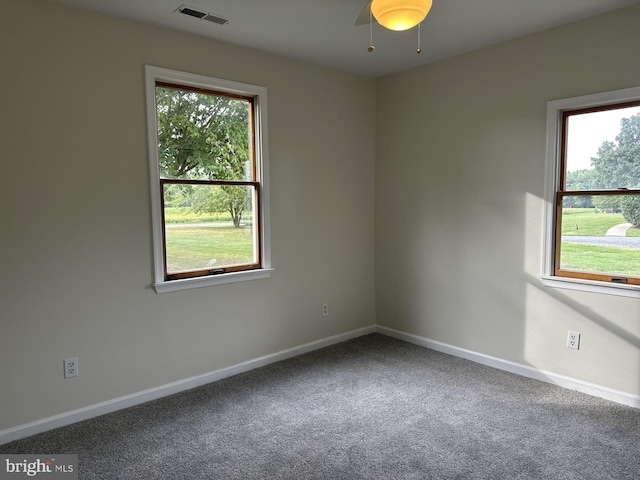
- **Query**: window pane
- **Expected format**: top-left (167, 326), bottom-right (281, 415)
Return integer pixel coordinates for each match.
top-left (156, 86), bottom-right (252, 181)
top-left (163, 184), bottom-right (257, 274)
top-left (558, 195), bottom-right (640, 277)
top-left (565, 105), bottom-right (640, 190)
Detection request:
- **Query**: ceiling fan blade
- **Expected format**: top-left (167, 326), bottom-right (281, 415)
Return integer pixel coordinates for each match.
top-left (355, 0), bottom-right (373, 26)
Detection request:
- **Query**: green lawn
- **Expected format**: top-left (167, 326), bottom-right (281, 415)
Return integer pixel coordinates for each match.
top-left (560, 208), bottom-right (640, 276)
top-left (165, 225), bottom-right (254, 272)
top-left (561, 208), bottom-right (640, 236)
top-left (560, 242), bottom-right (640, 276)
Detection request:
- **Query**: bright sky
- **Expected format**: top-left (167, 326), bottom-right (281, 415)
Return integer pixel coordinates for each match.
top-left (566, 106), bottom-right (640, 172)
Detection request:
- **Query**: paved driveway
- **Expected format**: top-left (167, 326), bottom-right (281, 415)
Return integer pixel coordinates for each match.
top-left (562, 236), bottom-right (640, 249)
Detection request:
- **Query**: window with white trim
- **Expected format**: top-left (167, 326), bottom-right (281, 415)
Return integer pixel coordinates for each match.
top-left (145, 66), bottom-right (272, 293)
top-left (543, 86), bottom-right (640, 297)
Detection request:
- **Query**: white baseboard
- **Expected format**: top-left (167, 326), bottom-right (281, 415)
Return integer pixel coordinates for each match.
top-left (376, 325), bottom-right (640, 409)
top-left (0, 325), bottom-right (376, 445)
top-left (3, 323), bottom-right (636, 445)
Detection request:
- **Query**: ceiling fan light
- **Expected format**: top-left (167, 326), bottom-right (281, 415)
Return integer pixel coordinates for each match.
top-left (371, 0), bottom-right (433, 31)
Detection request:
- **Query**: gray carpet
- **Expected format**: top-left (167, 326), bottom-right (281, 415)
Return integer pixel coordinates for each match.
top-left (2, 334), bottom-right (639, 479)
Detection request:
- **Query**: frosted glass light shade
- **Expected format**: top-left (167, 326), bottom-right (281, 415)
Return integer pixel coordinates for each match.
top-left (371, 0), bottom-right (433, 31)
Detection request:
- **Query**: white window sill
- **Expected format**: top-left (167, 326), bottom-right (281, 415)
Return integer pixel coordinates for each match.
top-left (153, 268), bottom-right (274, 293)
top-left (541, 275), bottom-right (640, 299)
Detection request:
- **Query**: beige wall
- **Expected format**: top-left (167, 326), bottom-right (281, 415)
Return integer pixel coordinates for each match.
top-left (0, 0), bottom-right (376, 430)
top-left (376, 5), bottom-right (640, 396)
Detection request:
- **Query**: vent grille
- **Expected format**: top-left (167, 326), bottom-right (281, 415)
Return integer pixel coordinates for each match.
top-left (203, 14), bottom-right (228, 25)
top-left (176, 5), bottom-right (229, 25)
top-left (180, 7), bottom-right (206, 19)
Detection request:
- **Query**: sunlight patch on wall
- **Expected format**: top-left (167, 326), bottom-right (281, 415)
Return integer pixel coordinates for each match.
top-left (523, 192), bottom-right (544, 277)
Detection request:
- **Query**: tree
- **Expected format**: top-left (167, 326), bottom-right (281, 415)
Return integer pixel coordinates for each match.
top-left (191, 184), bottom-right (251, 228)
top-left (592, 116), bottom-right (640, 188)
top-left (156, 86), bottom-right (251, 227)
top-left (592, 195), bottom-right (621, 213)
top-left (620, 195), bottom-right (640, 225)
top-left (590, 114), bottom-right (640, 224)
top-left (565, 169), bottom-right (596, 208)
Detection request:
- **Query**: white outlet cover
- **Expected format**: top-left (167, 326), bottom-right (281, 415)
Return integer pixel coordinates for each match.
top-left (64, 357), bottom-right (79, 378)
top-left (567, 331), bottom-right (581, 350)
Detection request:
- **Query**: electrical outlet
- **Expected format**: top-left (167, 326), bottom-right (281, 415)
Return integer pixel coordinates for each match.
top-left (322, 304), bottom-right (329, 317)
top-left (64, 357), bottom-right (78, 378)
top-left (567, 331), bottom-right (581, 350)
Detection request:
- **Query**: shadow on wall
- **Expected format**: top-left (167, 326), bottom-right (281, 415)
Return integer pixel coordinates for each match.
top-left (523, 192), bottom-right (640, 395)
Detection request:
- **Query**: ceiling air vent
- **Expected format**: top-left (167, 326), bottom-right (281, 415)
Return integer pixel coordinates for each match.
top-left (203, 14), bottom-right (229, 25)
top-left (176, 5), bottom-right (229, 25)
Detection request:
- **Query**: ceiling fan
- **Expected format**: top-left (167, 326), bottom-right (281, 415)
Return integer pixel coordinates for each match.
top-left (354, 0), bottom-right (433, 53)
top-left (355, 0), bottom-right (433, 31)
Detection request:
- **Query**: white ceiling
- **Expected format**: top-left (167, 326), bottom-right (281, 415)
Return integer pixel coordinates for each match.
top-left (49, 0), bottom-right (640, 78)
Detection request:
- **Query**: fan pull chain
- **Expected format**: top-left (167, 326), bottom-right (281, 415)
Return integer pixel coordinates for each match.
top-left (417, 23), bottom-right (422, 54)
top-left (368, 9), bottom-right (375, 52)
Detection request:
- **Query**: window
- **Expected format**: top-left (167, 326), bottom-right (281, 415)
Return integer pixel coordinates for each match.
top-left (543, 86), bottom-right (640, 297)
top-left (145, 66), bottom-right (272, 293)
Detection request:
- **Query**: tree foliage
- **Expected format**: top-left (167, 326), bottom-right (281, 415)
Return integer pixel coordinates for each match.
top-left (620, 195), bottom-right (640, 226)
top-left (591, 115), bottom-right (640, 190)
top-left (191, 185), bottom-right (251, 228)
top-left (565, 169), bottom-right (596, 208)
top-left (156, 86), bottom-right (252, 227)
top-left (571, 114), bottom-right (640, 224)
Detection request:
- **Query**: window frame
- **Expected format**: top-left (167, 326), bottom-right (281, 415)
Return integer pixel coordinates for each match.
top-left (145, 65), bottom-right (272, 293)
top-left (542, 85), bottom-right (640, 298)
